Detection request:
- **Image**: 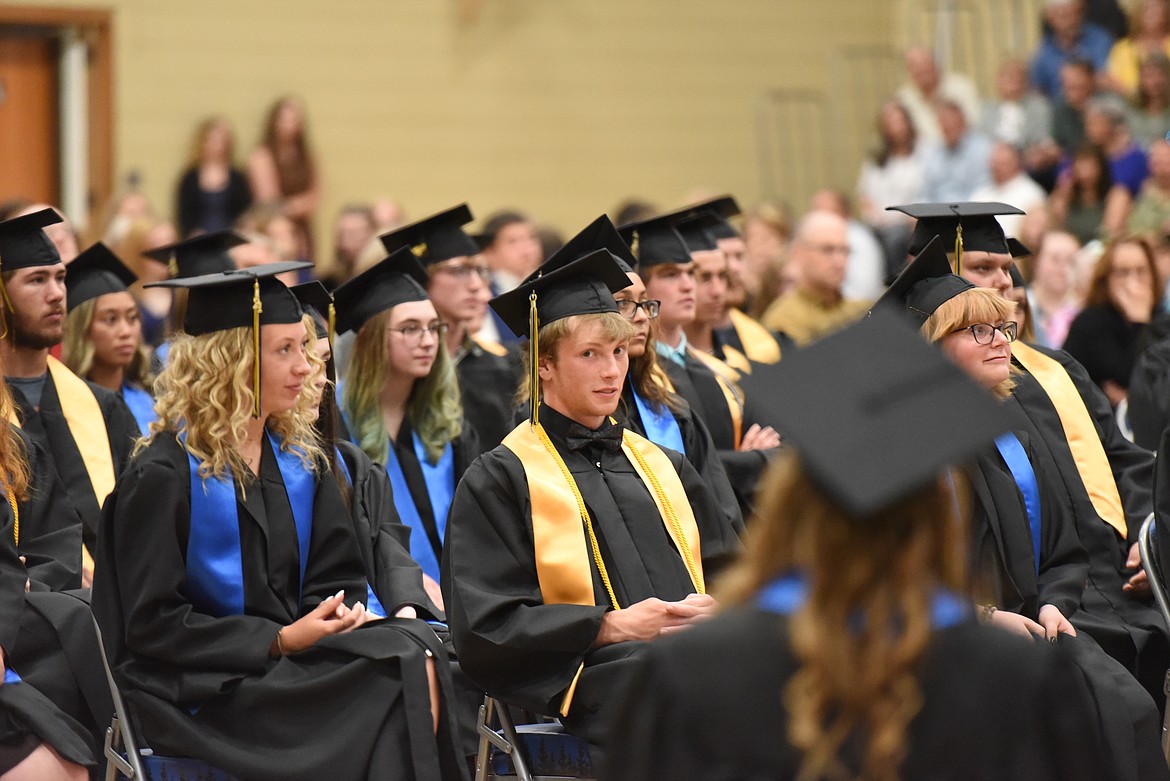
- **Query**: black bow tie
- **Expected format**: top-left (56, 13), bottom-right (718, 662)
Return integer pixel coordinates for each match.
top-left (565, 420), bottom-right (624, 453)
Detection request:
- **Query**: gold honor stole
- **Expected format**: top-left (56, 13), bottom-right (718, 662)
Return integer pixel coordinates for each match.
top-left (471, 335), bottom-right (509, 357)
top-left (502, 422), bottom-right (704, 715)
top-left (8, 357), bottom-right (115, 571)
top-left (720, 345), bottom-right (752, 375)
top-left (729, 308), bottom-right (781, 363)
top-left (1013, 342), bottom-right (1127, 539)
top-left (687, 347), bottom-right (745, 447)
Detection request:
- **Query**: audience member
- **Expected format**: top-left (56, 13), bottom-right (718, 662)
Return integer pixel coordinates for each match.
top-left (247, 96), bottom-right (321, 261)
top-left (1084, 96), bottom-right (1150, 194)
top-left (1052, 58), bottom-right (1099, 154)
top-left (1049, 142), bottom-right (1132, 243)
top-left (920, 100), bottom-right (993, 202)
top-left (1030, 0), bottom-right (1115, 101)
top-left (857, 100), bottom-right (922, 276)
top-left (981, 58), bottom-right (1060, 188)
top-left (970, 143), bottom-right (1048, 237)
top-left (740, 201), bottom-right (791, 319)
top-left (1127, 51), bottom-right (1170, 146)
top-left (1105, 0), bottom-right (1170, 98)
top-left (478, 210), bottom-right (542, 343)
top-left (809, 189), bottom-right (885, 301)
top-left (318, 203), bottom-right (376, 289)
top-left (174, 116), bottom-right (251, 237)
top-left (371, 197), bottom-right (407, 231)
top-left (1128, 139), bottom-right (1170, 237)
top-left (1028, 230), bottom-right (1084, 347)
top-left (896, 45), bottom-right (981, 142)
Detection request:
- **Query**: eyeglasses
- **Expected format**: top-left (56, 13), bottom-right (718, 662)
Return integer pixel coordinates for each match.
top-left (615, 299), bottom-right (661, 319)
top-left (388, 322), bottom-right (449, 344)
top-left (954, 321), bottom-right (1018, 344)
top-left (434, 260), bottom-right (491, 282)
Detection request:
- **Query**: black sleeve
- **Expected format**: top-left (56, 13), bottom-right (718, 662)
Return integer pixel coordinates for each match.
top-left (18, 434), bottom-right (82, 592)
top-left (1031, 435), bottom-right (1090, 619)
top-left (298, 471), bottom-right (368, 616)
top-left (175, 168), bottom-right (199, 238)
top-left (680, 409), bottom-right (744, 535)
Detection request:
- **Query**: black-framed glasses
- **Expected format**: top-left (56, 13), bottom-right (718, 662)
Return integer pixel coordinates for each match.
top-left (615, 299), bottom-right (661, 319)
top-left (955, 321), bottom-right (1018, 344)
top-left (388, 322), bottom-right (449, 344)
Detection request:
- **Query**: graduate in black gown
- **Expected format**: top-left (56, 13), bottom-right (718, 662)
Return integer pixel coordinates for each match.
top-left (335, 250), bottom-right (479, 605)
top-left (379, 204), bottom-right (522, 454)
top-left (0, 209), bottom-right (140, 583)
top-left (607, 311), bottom-right (1112, 781)
top-left (90, 263), bottom-right (466, 781)
top-left (443, 248), bottom-right (741, 765)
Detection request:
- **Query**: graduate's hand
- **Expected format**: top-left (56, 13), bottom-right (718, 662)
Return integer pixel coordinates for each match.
top-left (277, 590), bottom-right (363, 654)
top-left (988, 609), bottom-right (1045, 641)
top-left (423, 574), bottom-right (445, 612)
top-left (335, 600), bottom-right (381, 628)
top-left (1123, 543), bottom-right (1151, 595)
top-left (18, 556), bottom-right (28, 593)
top-left (1037, 604), bottom-right (1076, 641)
top-left (593, 593), bottom-right (718, 647)
top-left (81, 560), bottom-right (93, 590)
top-left (738, 424), bottom-right (780, 452)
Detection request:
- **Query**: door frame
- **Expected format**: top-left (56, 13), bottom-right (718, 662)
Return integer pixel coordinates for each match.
top-left (0, 4), bottom-right (113, 236)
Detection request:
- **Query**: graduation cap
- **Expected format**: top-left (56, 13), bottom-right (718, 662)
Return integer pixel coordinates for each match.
top-left (538, 215), bottom-right (637, 275)
top-left (888, 202), bottom-right (1024, 274)
top-left (680, 196), bottom-right (742, 241)
top-left (332, 248), bottom-right (430, 335)
top-left (490, 249), bottom-right (631, 424)
top-left (871, 236), bottom-right (974, 327)
top-left (290, 280), bottom-right (334, 342)
top-left (65, 243), bottom-right (137, 311)
top-left (145, 261), bottom-right (312, 417)
top-left (143, 231), bottom-right (244, 278)
top-left (618, 212), bottom-right (692, 270)
top-left (378, 203), bottom-right (479, 266)
top-left (676, 213), bottom-right (724, 254)
top-left (746, 308), bottom-right (1008, 517)
top-left (0, 208), bottom-right (63, 271)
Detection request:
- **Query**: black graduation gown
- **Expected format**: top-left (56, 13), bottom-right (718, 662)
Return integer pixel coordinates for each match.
top-left (615, 380), bottom-right (743, 535)
top-left (441, 406), bottom-right (742, 756)
top-left (453, 337), bottom-right (522, 454)
top-left (90, 433), bottom-right (467, 781)
top-left (14, 427), bottom-right (82, 592)
top-left (8, 372), bottom-right (140, 551)
top-left (660, 354), bottom-right (771, 514)
top-left (605, 608), bottom-right (1114, 781)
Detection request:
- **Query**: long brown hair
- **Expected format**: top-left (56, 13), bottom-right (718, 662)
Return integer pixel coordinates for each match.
top-left (1084, 236), bottom-right (1159, 314)
top-left (719, 453), bottom-right (970, 781)
top-left (260, 96), bottom-right (315, 197)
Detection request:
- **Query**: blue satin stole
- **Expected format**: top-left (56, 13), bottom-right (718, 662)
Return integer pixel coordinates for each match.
top-left (185, 431), bottom-right (314, 617)
top-left (3, 668), bottom-right (20, 684)
top-left (121, 383), bottom-right (159, 436)
top-left (758, 572), bottom-right (970, 628)
top-left (383, 432), bottom-right (453, 584)
top-left (333, 446), bottom-right (388, 618)
top-left (631, 385), bottom-right (686, 455)
top-left (994, 433), bottom-right (1042, 576)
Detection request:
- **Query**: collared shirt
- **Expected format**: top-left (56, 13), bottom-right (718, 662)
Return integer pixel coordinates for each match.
top-left (656, 332), bottom-right (689, 367)
top-left (1029, 23), bottom-right (1114, 101)
top-left (920, 130), bottom-right (993, 203)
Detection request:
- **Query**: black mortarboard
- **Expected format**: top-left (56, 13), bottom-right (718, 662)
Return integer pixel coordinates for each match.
top-left (143, 231), bottom-right (244, 278)
top-left (539, 215), bottom-right (637, 275)
top-left (145, 261), bottom-right (312, 417)
top-left (0, 208), bottom-right (63, 270)
top-left (746, 308), bottom-right (1007, 517)
top-left (871, 236), bottom-right (974, 327)
top-left (1006, 238), bottom-right (1032, 258)
top-left (332, 248), bottom-right (429, 335)
top-left (66, 243), bottom-right (137, 311)
top-left (618, 213), bottom-right (692, 269)
top-left (378, 204), bottom-right (479, 266)
top-left (676, 213), bottom-right (724, 254)
top-left (291, 281), bottom-right (334, 341)
top-left (889, 202), bottom-right (1023, 261)
top-left (490, 249), bottom-right (631, 425)
top-left (679, 196), bottom-right (742, 241)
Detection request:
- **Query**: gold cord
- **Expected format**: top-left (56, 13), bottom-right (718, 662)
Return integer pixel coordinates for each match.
top-left (954, 222), bottom-right (964, 276)
top-left (6, 482), bottom-right (17, 546)
top-left (252, 278), bottom-right (262, 418)
top-left (327, 301), bottom-right (336, 351)
top-left (529, 290), bottom-right (540, 427)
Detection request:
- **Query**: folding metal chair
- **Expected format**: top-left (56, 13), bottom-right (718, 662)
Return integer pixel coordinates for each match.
top-left (94, 617), bottom-right (239, 781)
top-left (473, 696), bottom-right (594, 781)
top-left (1138, 513), bottom-right (1170, 766)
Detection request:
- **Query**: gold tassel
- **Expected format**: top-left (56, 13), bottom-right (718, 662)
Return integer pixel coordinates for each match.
top-left (529, 290), bottom-right (539, 427)
top-left (327, 301), bottom-right (336, 351)
top-left (954, 222), bottom-right (964, 276)
top-left (252, 278), bottom-right (262, 418)
top-left (0, 253), bottom-right (9, 340)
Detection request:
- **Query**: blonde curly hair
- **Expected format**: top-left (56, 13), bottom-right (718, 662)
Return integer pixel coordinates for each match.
top-left (145, 315), bottom-right (324, 484)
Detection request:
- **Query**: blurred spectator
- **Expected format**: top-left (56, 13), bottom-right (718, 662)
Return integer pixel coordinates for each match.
top-left (175, 116), bottom-right (251, 237)
top-left (981, 59), bottom-right (1059, 182)
top-left (1063, 236), bottom-right (1159, 405)
top-left (12, 202), bottom-right (79, 263)
top-left (1027, 230), bottom-right (1083, 347)
top-left (1088, 0), bottom-right (1133, 39)
top-left (741, 201), bottom-right (792, 320)
top-left (970, 143), bottom-right (1048, 236)
top-left (1104, 0), bottom-right (1170, 98)
top-left (1052, 58), bottom-right (1099, 154)
top-left (920, 100), bottom-right (993, 202)
top-left (1126, 51), bottom-right (1170, 145)
top-left (613, 198), bottom-right (659, 226)
top-left (1030, 0), bottom-right (1115, 101)
top-left (1083, 96), bottom-right (1150, 194)
top-left (535, 223), bottom-right (565, 261)
top-left (479, 210), bottom-right (542, 293)
top-left (371, 198), bottom-right (407, 231)
top-left (1050, 142), bottom-right (1133, 243)
top-left (103, 212), bottom-right (177, 347)
top-left (809, 189), bottom-right (885, 301)
top-left (857, 101), bottom-right (922, 277)
top-left (896, 45), bottom-right (981, 142)
top-left (247, 96), bottom-right (321, 261)
top-left (1128, 139), bottom-right (1170, 236)
top-left (319, 203), bottom-right (376, 289)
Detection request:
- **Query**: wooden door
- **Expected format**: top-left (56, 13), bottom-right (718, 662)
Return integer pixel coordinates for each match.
top-left (0, 28), bottom-right (59, 207)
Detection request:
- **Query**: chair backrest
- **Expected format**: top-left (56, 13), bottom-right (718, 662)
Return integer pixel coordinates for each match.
top-left (1139, 514), bottom-right (1170, 630)
top-left (92, 616), bottom-right (146, 780)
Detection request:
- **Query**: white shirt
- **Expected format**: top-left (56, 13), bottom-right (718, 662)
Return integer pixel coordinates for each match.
top-left (969, 173), bottom-right (1048, 238)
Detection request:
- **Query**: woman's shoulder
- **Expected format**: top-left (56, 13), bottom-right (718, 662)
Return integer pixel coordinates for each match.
top-left (127, 432), bottom-right (188, 474)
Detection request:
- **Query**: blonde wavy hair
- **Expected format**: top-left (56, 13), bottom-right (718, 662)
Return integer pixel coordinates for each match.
top-left (62, 298), bottom-right (154, 389)
top-left (0, 380), bottom-right (29, 501)
top-left (921, 288), bottom-right (1019, 400)
top-left (145, 316), bottom-right (323, 484)
top-left (342, 307), bottom-right (463, 465)
top-left (515, 312), bottom-right (637, 406)
top-left (718, 452), bottom-right (970, 781)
